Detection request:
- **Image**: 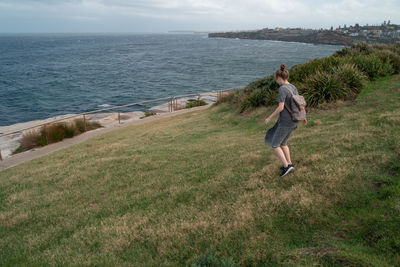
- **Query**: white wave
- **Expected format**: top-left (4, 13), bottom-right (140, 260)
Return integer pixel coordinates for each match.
top-left (98, 104), bottom-right (111, 108)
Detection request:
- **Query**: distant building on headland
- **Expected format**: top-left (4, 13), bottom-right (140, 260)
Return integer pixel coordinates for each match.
top-left (333, 21), bottom-right (400, 41)
top-left (208, 21), bottom-right (400, 46)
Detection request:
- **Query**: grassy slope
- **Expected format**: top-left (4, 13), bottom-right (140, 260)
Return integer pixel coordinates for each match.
top-left (0, 76), bottom-right (399, 266)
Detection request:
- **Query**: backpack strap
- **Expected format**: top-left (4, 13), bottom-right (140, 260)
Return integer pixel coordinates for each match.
top-left (282, 84), bottom-right (296, 96)
top-left (281, 84), bottom-right (295, 115)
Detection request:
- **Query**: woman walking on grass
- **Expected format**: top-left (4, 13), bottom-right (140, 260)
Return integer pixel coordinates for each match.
top-left (264, 64), bottom-right (307, 177)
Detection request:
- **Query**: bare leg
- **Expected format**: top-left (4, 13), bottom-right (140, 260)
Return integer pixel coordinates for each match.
top-left (273, 147), bottom-right (288, 167)
top-left (280, 145), bottom-right (292, 165)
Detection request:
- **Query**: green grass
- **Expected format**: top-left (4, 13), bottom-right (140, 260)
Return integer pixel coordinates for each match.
top-left (1, 76), bottom-right (399, 266)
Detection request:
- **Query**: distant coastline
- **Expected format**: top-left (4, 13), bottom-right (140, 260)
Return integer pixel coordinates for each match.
top-left (209, 22), bottom-right (400, 46)
top-left (209, 30), bottom-right (354, 46)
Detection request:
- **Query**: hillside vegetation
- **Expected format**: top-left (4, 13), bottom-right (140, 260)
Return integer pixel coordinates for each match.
top-left (0, 74), bottom-right (399, 266)
top-left (224, 43), bottom-right (400, 112)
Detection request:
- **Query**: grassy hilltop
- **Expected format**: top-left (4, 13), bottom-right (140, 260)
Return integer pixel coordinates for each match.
top-left (0, 72), bottom-right (399, 265)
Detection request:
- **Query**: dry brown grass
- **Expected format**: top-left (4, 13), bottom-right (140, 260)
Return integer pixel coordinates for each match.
top-left (15, 119), bottom-right (101, 153)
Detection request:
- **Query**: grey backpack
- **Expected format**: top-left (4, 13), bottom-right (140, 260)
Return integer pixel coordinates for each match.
top-left (284, 86), bottom-right (307, 121)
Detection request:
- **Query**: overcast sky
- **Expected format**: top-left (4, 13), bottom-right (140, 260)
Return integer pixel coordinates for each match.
top-left (0, 0), bottom-right (398, 33)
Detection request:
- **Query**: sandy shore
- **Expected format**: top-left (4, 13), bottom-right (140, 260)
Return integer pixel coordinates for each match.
top-left (0, 92), bottom-right (224, 159)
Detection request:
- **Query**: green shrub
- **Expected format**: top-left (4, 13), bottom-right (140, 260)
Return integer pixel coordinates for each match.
top-left (333, 46), bottom-right (351, 57)
top-left (74, 118), bottom-right (101, 133)
top-left (374, 50), bottom-right (400, 74)
top-left (301, 71), bottom-right (348, 107)
top-left (239, 87), bottom-right (279, 112)
top-left (392, 43), bottom-right (400, 56)
top-left (248, 88), bottom-right (267, 107)
top-left (39, 128), bottom-right (48, 146)
top-left (344, 55), bottom-right (394, 80)
top-left (45, 124), bottom-right (67, 143)
top-left (331, 64), bottom-right (367, 95)
top-left (12, 146), bottom-right (24, 154)
top-left (265, 88), bottom-right (279, 106)
top-left (214, 91), bottom-right (235, 105)
top-left (185, 99), bottom-right (208, 109)
top-left (334, 43), bottom-right (399, 75)
top-left (235, 75), bottom-right (279, 112)
top-left (15, 128), bottom-right (48, 152)
top-left (236, 76), bottom-right (277, 107)
top-left (63, 123), bottom-right (76, 138)
top-left (372, 43), bottom-right (394, 51)
top-left (239, 97), bottom-right (251, 113)
top-left (74, 119), bottom-right (86, 134)
top-left (84, 120), bottom-right (101, 131)
top-left (140, 111), bottom-right (157, 119)
top-left (351, 42), bottom-right (375, 55)
top-left (290, 56), bottom-right (345, 84)
top-left (333, 42), bottom-right (375, 57)
top-left (16, 130), bottom-right (43, 152)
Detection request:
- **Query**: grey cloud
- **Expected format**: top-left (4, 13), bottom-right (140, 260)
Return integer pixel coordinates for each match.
top-left (0, 0), bottom-right (80, 3)
top-left (0, 0), bottom-right (399, 33)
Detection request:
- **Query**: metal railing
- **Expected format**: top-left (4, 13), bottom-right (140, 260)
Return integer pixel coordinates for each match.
top-left (0, 87), bottom-right (243, 160)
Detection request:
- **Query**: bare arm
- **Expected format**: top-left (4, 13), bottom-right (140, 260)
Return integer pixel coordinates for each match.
top-left (264, 102), bottom-right (285, 125)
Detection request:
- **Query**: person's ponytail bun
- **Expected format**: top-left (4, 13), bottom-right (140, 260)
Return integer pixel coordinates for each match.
top-left (274, 63), bottom-right (289, 81)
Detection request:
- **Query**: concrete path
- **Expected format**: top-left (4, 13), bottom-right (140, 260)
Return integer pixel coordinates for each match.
top-left (0, 105), bottom-right (211, 172)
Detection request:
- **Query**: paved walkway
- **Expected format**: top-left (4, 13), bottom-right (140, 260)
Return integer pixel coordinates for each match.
top-left (0, 105), bottom-right (211, 172)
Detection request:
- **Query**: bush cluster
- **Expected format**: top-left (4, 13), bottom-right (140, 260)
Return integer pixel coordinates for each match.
top-left (15, 119), bottom-right (101, 153)
top-left (300, 64), bottom-right (366, 107)
top-left (220, 75), bottom-right (279, 112)
top-left (290, 56), bottom-right (345, 84)
top-left (343, 55), bottom-right (394, 80)
top-left (185, 99), bottom-right (208, 109)
top-left (140, 111), bottom-right (157, 119)
top-left (218, 43), bottom-right (400, 111)
top-left (374, 50), bottom-right (400, 74)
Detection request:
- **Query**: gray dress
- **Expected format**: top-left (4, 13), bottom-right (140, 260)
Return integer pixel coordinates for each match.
top-left (265, 83), bottom-right (299, 148)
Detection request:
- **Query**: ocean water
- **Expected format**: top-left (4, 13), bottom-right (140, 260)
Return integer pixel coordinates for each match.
top-left (0, 33), bottom-right (342, 126)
